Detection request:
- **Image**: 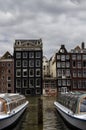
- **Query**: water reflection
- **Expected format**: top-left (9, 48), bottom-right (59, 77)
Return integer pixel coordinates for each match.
top-left (4, 96), bottom-right (73, 130)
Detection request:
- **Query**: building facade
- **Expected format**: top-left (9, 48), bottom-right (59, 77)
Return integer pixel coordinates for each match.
top-left (49, 54), bottom-right (56, 78)
top-left (55, 43), bottom-right (86, 93)
top-left (14, 39), bottom-right (43, 95)
top-left (0, 51), bottom-right (14, 93)
top-left (56, 45), bottom-right (71, 92)
top-left (71, 42), bottom-right (86, 91)
top-left (43, 56), bottom-right (49, 77)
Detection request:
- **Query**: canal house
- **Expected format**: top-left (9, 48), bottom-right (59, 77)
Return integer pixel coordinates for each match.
top-left (14, 39), bottom-right (43, 95)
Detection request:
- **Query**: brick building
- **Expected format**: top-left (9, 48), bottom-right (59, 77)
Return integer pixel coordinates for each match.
top-left (0, 51), bottom-right (14, 93)
top-left (56, 43), bottom-right (86, 93)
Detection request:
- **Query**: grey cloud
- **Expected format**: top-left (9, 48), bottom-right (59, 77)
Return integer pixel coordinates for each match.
top-left (0, 0), bottom-right (86, 58)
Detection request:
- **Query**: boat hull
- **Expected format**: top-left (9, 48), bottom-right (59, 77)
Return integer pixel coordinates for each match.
top-left (54, 102), bottom-right (86, 130)
top-left (0, 102), bottom-right (28, 130)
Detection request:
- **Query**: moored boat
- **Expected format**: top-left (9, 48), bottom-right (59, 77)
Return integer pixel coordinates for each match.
top-left (54, 92), bottom-right (86, 130)
top-left (0, 93), bottom-right (29, 130)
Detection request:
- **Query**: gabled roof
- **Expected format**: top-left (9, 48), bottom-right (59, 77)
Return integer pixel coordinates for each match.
top-left (74, 46), bottom-right (81, 50)
top-left (1, 51), bottom-right (13, 59)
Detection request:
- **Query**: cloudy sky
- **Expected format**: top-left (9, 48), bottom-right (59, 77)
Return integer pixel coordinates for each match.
top-left (0, 0), bottom-right (86, 58)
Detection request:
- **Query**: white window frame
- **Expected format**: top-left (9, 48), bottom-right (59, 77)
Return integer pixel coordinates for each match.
top-left (16, 69), bottom-right (21, 77)
top-left (29, 69), bottom-right (34, 77)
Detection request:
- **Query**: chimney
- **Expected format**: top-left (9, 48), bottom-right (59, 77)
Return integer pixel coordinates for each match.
top-left (61, 45), bottom-right (65, 49)
top-left (81, 42), bottom-right (85, 49)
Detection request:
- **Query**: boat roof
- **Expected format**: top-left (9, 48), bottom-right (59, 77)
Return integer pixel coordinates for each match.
top-left (60, 91), bottom-right (86, 99)
top-left (0, 93), bottom-right (24, 102)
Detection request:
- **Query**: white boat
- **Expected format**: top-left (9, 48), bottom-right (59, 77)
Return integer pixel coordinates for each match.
top-left (0, 93), bottom-right (29, 130)
top-left (54, 92), bottom-right (86, 130)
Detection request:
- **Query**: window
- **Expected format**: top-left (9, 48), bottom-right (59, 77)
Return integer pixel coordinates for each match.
top-left (61, 55), bottom-right (65, 61)
top-left (72, 55), bottom-right (76, 60)
top-left (23, 69), bottom-right (27, 77)
top-left (66, 69), bottom-right (70, 77)
top-left (78, 80), bottom-right (82, 88)
top-left (57, 70), bottom-right (61, 77)
top-left (62, 69), bottom-right (66, 76)
top-left (58, 80), bottom-right (61, 86)
top-left (36, 89), bottom-right (41, 94)
top-left (16, 79), bottom-right (21, 88)
top-left (77, 62), bottom-right (81, 68)
top-left (23, 52), bottom-right (27, 58)
top-left (29, 69), bottom-right (34, 77)
top-left (61, 62), bottom-right (65, 68)
top-left (67, 80), bottom-right (70, 86)
top-left (73, 70), bottom-right (77, 77)
top-left (23, 60), bottom-right (28, 67)
top-left (16, 52), bottom-right (21, 58)
top-left (80, 98), bottom-right (86, 112)
top-left (36, 69), bottom-right (40, 77)
top-left (83, 55), bottom-right (86, 60)
top-left (66, 62), bottom-right (70, 68)
top-left (36, 60), bottom-right (40, 67)
top-left (29, 52), bottom-right (34, 58)
top-left (36, 79), bottom-right (40, 87)
top-left (57, 62), bottom-right (60, 67)
top-left (83, 61), bottom-right (86, 67)
top-left (16, 69), bottom-right (21, 77)
top-left (77, 55), bottom-right (81, 60)
top-left (62, 80), bottom-right (66, 86)
top-left (73, 80), bottom-right (77, 88)
top-left (35, 52), bottom-right (41, 58)
top-left (78, 70), bottom-right (82, 77)
top-left (83, 70), bottom-right (86, 77)
top-left (57, 55), bottom-right (60, 59)
top-left (29, 60), bottom-right (34, 67)
top-left (66, 55), bottom-right (70, 60)
top-left (16, 60), bottom-right (21, 67)
top-left (23, 79), bottom-right (28, 88)
top-left (8, 83), bottom-right (11, 87)
top-left (72, 61), bottom-right (76, 67)
top-left (8, 77), bottom-right (11, 81)
top-left (29, 79), bottom-right (34, 88)
top-left (8, 70), bottom-right (11, 73)
top-left (83, 80), bottom-right (86, 88)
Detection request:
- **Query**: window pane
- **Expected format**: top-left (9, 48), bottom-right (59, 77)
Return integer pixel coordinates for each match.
top-left (36, 52), bottom-right (41, 58)
top-left (16, 52), bottom-right (21, 58)
top-left (16, 69), bottom-right (21, 77)
top-left (23, 69), bottom-right (27, 77)
top-left (23, 52), bottom-right (27, 58)
top-left (16, 60), bottom-right (21, 67)
top-left (36, 69), bottom-right (40, 77)
top-left (36, 79), bottom-right (40, 87)
top-left (29, 79), bottom-right (34, 88)
top-left (29, 69), bottom-right (34, 77)
top-left (29, 52), bottom-right (34, 58)
top-left (23, 60), bottom-right (28, 67)
top-left (36, 60), bottom-right (40, 67)
top-left (29, 60), bottom-right (34, 67)
top-left (23, 79), bottom-right (28, 88)
top-left (16, 79), bottom-right (21, 88)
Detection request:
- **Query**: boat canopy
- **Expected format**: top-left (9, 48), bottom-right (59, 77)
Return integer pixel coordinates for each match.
top-left (57, 92), bottom-right (86, 114)
top-left (0, 93), bottom-right (25, 113)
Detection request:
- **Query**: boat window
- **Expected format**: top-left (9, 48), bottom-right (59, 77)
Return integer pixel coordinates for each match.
top-left (80, 98), bottom-right (86, 113)
top-left (0, 101), bottom-right (4, 112)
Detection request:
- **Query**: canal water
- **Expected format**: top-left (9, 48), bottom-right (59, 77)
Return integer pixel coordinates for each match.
top-left (5, 96), bottom-right (74, 130)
